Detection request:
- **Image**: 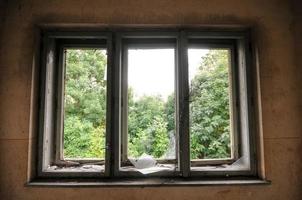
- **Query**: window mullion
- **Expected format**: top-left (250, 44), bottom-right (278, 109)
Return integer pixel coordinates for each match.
top-left (105, 32), bottom-right (113, 177)
top-left (120, 41), bottom-right (128, 165)
top-left (54, 45), bottom-right (65, 164)
top-left (111, 33), bottom-right (122, 177)
top-left (177, 31), bottom-right (190, 177)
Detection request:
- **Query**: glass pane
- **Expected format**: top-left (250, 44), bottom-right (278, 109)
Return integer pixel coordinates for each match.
top-left (63, 49), bottom-right (107, 159)
top-left (189, 49), bottom-right (232, 160)
top-left (127, 49), bottom-right (176, 160)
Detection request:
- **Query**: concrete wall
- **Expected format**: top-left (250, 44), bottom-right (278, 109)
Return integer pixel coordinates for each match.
top-left (0, 0), bottom-right (301, 199)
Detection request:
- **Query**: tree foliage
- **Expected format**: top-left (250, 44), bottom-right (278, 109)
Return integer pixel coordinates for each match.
top-left (63, 49), bottom-right (231, 160)
top-left (64, 49), bottom-right (107, 158)
top-left (128, 96), bottom-right (171, 158)
top-left (190, 50), bottom-right (231, 159)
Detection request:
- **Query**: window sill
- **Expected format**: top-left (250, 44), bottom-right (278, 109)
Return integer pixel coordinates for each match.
top-left (26, 178), bottom-right (271, 187)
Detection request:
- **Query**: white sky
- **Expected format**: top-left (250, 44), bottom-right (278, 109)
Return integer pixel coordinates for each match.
top-left (128, 49), bottom-right (209, 101)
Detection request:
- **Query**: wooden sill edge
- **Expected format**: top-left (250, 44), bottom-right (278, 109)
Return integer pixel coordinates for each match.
top-left (25, 178), bottom-right (271, 187)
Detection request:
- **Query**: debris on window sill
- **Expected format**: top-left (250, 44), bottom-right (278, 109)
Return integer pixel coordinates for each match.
top-left (46, 164), bottom-right (105, 172)
top-left (129, 154), bottom-right (157, 169)
top-left (191, 156), bottom-right (250, 171)
top-left (122, 154), bottom-right (176, 174)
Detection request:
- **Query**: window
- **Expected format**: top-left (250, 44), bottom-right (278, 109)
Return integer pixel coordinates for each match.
top-left (63, 48), bottom-right (107, 162)
top-left (189, 48), bottom-right (234, 166)
top-left (120, 40), bottom-right (177, 175)
top-left (35, 28), bottom-right (261, 184)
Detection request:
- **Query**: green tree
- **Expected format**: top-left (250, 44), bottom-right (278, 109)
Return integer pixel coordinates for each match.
top-left (63, 48), bottom-right (231, 161)
top-left (64, 116), bottom-right (94, 158)
top-left (190, 50), bottom-right (231, 159)
top-left (63, 49), bottom-right (107, 158)
top-left (128, 95), bottom-right (170, 158)
top-left (165, 94), bottom-right (175, 132)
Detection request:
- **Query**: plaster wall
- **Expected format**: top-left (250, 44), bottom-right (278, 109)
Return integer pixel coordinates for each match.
top-left (0, 0), bottom-right (301, 199)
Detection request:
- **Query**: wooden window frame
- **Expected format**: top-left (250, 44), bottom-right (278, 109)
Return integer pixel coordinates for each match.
top-left (32, 27), bottom-right (264, 184)
top-left (188, 41), bottom-right (238, 167)
top-left (37, 31), bottom-right (112, 178)
top-left (118, 34), bottom-right (179, 177)
top-left (57, 42), bottom-right (108, 165)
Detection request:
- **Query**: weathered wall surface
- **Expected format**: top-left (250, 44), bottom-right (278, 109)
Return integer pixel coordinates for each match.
top-left (0, 0), bottom-right (7, 66)
top-left (0, 0), bottom-right (301, 199)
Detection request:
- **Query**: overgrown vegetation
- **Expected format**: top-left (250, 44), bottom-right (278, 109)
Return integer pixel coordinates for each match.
top-left (190, 50), bottom-right (231, 159)
top-left (63, 49), bottom-right (106, 158)
top-left (63, 49), bottom-right (231, 160)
